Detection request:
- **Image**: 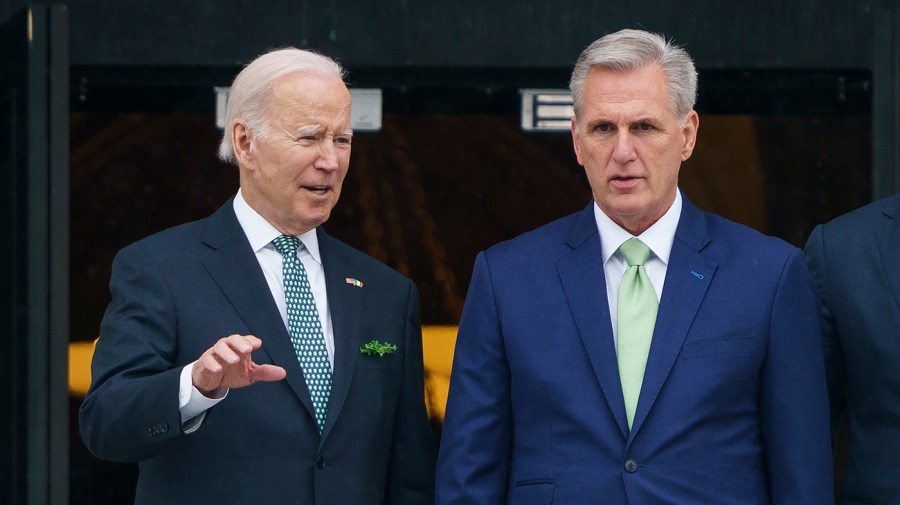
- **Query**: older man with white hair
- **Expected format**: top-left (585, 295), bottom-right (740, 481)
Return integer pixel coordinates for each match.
top-left (80, 47), bottom-right (436, 505)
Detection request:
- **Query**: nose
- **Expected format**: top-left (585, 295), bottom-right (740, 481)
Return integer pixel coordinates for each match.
top-left (611, 130), bottom-right (637, 164)
top-left (314, 139), bottom-right (340, 172)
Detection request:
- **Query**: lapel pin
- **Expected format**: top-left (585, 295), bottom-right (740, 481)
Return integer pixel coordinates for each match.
top-left (690, 271), bottom-right (704, 280)
top-left (345, 277), bottom-right (364, 288)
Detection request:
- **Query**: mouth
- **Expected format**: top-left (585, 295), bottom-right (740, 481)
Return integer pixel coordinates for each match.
top-left (302, 185), bottom-right (331, 196)
top-left (610, 175), bottom-right (642, 188)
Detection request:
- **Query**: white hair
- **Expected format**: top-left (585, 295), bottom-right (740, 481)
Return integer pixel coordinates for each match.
top-left (569, 29), bottom-right (698, 121)
top-left (218, 48), bottom-right (346, 163)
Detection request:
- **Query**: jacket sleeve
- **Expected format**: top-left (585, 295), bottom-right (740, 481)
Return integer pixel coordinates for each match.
top-left (761, 248), bottom-right (834, 504)
top-left (436, 251), bottom-right (512, 505)
top-left (79, 243), bottom-right (185, 462)
top-left (804, 224), bottom-right (846, 437)
top-left (384, 280), bottom-right (438, 505)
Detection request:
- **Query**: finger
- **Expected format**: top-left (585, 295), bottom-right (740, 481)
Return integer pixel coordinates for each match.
top-left (212, 339), bottom-right (243, 364)
top-left (198, 351), bottom-right (224, 374)
top-left (241, 334), bottom-right (263, 350)
top-left (251, 364), bottom-right (287, 382)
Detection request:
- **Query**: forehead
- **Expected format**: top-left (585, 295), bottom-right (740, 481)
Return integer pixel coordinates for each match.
top-left (267, 71), bottom-right (351, 123)
top-left (580, 65), bottom-right (673, 117)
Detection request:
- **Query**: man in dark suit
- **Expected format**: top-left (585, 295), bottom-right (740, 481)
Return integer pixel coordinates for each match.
top-left (79, 48), bottom-right (436, 504)
top-left (435, 29), bottom-right (832, 504)
top-left (805, 193), bottom-right (900, 504)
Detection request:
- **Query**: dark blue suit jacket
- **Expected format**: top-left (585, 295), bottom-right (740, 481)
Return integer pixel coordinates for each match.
top-left (80, 200), bottom-right (436, 505)
top-left (436, 195), bottom-right (832, 505)
top-left (805, 193), bottom-right (900, 505)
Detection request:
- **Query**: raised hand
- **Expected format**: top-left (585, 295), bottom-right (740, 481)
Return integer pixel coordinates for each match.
top-left (191, 334), bottom-right (286, 397)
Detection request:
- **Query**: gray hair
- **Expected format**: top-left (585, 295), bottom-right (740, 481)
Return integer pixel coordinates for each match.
top-left (218, 47), bottom-right (346, 163)
top-left (569, 29), bottom-right (697, 121)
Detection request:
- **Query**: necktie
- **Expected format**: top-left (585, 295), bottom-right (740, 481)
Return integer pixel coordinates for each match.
top-left (272, 235), bottom-right (332, 433)
top-left (616, 238), bottom-right (658, 430)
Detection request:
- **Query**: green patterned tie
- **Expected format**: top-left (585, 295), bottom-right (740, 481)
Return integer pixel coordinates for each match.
top-left (616, 238), bottom-right (658, 430)
top-left (273, 235), bottom-right (332, 433)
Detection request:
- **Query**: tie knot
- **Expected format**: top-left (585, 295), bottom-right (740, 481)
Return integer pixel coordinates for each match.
top-left (619, 238), bottom-right (651, 266)
top-left (272, 235), bottom-right (301, 257)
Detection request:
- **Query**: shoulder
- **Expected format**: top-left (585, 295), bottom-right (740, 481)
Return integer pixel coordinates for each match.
top-left (698, 210), bottom-right (801, 274)
top-left (115, 202), bottom-right (236, 265)
top-left (115, 219), bottom-right (207, 265)
top-left (483, 209), bottom-right (586, 262)
top-left (820, 193), bottom-right (900, 238)
top-left (318, 231), bottom-right (415, 290)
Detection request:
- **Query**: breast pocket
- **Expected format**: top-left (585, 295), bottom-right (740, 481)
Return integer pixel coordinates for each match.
top-left (682, 336), bottom-right (757, 360)
top-left (509, 480), bottom-right (554, 505)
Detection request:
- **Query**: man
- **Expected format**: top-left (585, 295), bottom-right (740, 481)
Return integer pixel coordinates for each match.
top-left (80, 48), bottom-right (436, 504)
top-left (805, 192), bottom-right (900, 503)
top-left (435, 29), bottom-right (832, 504)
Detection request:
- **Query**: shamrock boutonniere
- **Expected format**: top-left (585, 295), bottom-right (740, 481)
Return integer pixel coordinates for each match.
top-left (360, 340), bottom-right (398, 357)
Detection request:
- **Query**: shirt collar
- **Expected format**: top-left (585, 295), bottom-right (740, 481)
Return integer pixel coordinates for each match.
top-left (594, 189), bottom-right (682, 266)
top-left (233, 189), bottom-right (322, 265)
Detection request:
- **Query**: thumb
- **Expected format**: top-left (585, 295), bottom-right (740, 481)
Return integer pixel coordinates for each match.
top-left (252, 364), bottom-right (287, 382)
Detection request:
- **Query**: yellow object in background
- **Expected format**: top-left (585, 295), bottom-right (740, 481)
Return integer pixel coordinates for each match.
top-left (421, 325), bottom-right (458, 422)
top-left (68, 340), bottom-right (96, 396)
top-left (68, 326), bottom-right (459, 422)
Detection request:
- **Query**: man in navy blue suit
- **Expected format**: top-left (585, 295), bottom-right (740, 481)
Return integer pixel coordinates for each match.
top-left (80, 48), bottom-right (435, 504)
top-left (436, 29), bottom-right (832, 504)
top-left (805, 193), bottom-right (900, 504)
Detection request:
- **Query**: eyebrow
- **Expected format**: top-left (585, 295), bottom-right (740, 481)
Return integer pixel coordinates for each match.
top-left (293, 126), bottom-right (323, 137)
top-left (292, 126), bottom-right (354, 137)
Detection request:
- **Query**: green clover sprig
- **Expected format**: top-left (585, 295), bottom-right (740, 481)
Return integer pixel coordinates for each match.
top-left (360, 340), bottom-right (398, 357)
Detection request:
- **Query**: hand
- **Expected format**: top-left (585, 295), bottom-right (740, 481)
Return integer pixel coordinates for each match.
top-left (191, 334), bottom-right (286, 397)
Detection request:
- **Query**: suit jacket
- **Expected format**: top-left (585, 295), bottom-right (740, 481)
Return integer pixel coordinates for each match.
top-left (805, 193), bottom-right (900, 505)
top-left (436, 195), bottom-right (832, 505)
top-left (79, 199), bottom-right (436, 505)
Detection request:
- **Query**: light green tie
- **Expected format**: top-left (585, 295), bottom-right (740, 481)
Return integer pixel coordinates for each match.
top-left (617, 238), bottom-right (658, 430)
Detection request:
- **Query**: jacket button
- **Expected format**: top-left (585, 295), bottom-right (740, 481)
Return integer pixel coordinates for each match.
top-left (316, 456), bottom-right (326, 469)
top-left (624, 459), bottom-right (638, 473)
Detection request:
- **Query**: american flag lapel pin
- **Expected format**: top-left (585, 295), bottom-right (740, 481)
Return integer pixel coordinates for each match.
top-left (345, 277), bottom-right (364, 288)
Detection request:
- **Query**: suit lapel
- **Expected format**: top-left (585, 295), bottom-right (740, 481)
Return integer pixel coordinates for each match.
top-left (317, 229), bottom-right (364, 445)
top-left (875, 196), bottom-right (900, 311)
top-left (557, 206), bottom-right (629, 438)
top-left (198, 201), bottom-right (317, 421)
top-left (629, 197), bottom-right (716, 437)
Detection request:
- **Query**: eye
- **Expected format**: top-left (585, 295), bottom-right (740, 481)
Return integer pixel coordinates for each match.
top-left (635, 123), bottom-right (654, 131)
top-left (594, 123), bottom-right (613, 133)
top-left (334, 135), bottom-right (352, 147)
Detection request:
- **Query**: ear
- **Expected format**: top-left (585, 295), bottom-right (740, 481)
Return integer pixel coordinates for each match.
top-left (231, 120), bottom-right (255, 168)
top-left (680, 111), bottom-right (699, 161)
top-left (571, 117), bottom-right (585, 166)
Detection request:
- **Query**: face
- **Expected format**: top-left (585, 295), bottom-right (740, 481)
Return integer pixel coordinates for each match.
top-left (233, 71), bottom-right (352, 236)
top-left (571, 64), bottom-right (698, 235)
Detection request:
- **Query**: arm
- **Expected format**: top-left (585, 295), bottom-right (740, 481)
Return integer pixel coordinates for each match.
top-left (79, 244), bottom-right (185, 462)
top-left (804, 224), bottom-right (846, 437)
top-left (79, 244), bottom-right (283, 462)
top-left (384, 281), bottom-right (437, 505)
top-left (761, 248), bottom-right (833, 504)
top-left (435, 252), bottom-right (512, 505)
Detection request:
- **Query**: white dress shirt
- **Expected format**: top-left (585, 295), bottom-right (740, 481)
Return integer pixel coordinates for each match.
top-left (595, 189), bottom-right (682, 348)
top-left (179, 189), bottom-right (335, 429)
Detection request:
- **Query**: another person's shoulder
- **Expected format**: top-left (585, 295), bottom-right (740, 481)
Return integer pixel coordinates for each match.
top-left (822, 192), bottom-right (900, 235)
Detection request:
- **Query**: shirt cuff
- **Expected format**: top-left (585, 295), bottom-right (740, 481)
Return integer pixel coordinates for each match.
top-left (179, 362), bottom-right (228, 433)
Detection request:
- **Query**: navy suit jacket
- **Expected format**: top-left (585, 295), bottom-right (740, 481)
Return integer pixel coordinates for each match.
top-left (80, 200), bottom-right (436, 505)
top-left (805, 193), bottom-right (900, 505)
top-left (436, 195), bottom-right (832, 505)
